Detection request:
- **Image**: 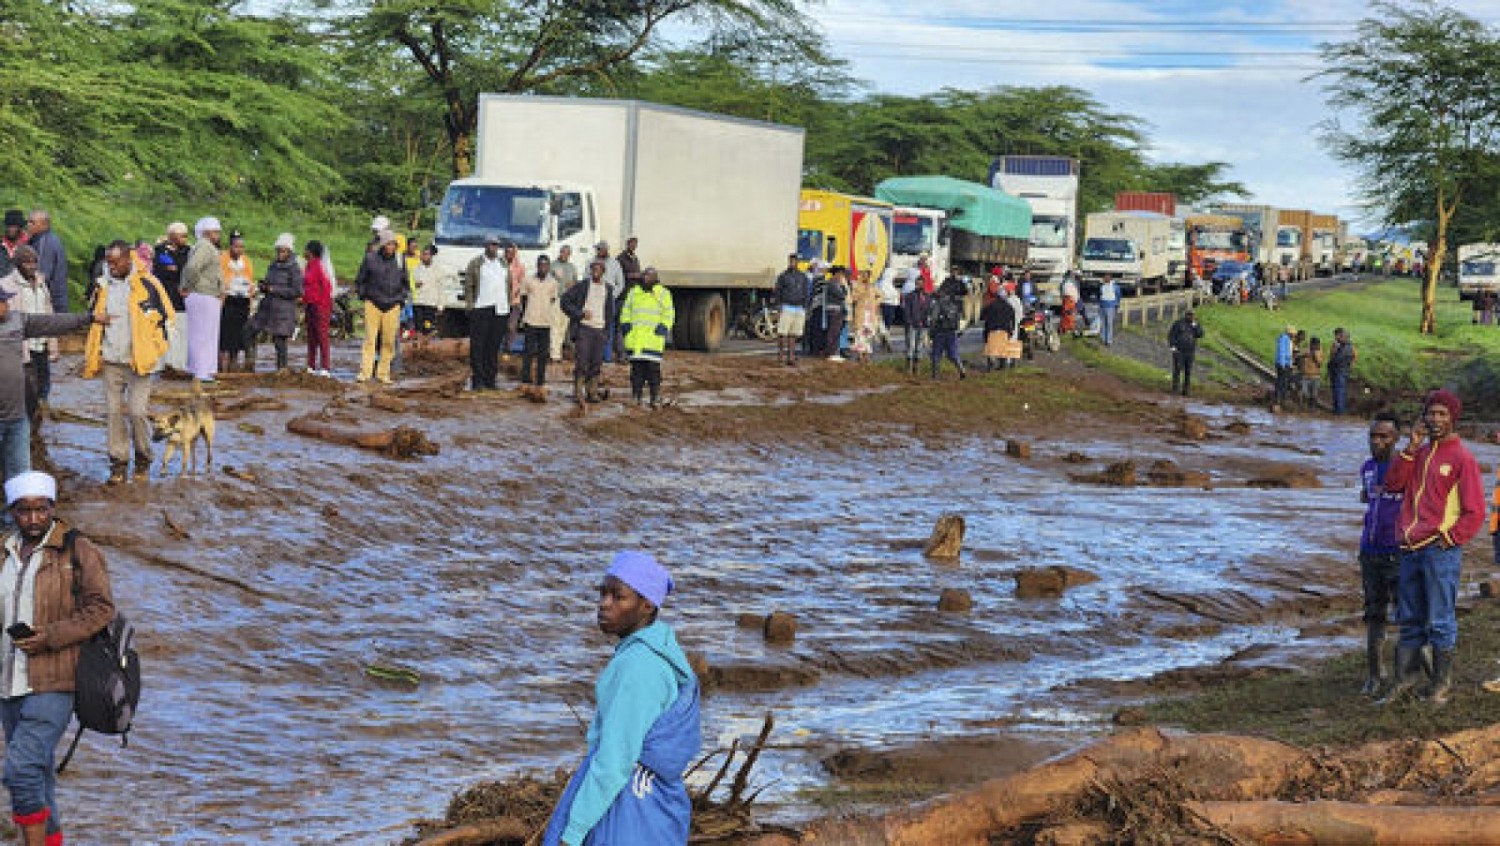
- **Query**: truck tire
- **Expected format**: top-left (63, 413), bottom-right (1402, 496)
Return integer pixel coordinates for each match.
top-left (682, 292), bottom-right (727, 352)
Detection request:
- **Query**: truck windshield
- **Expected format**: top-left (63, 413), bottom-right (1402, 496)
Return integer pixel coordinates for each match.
top-left (1461, 261), bottom-right (1497, 276)
top-left (1195, 230), bottom-right (1246, 250)
top-left (1276, 229), bottom-right (1302, 248)
top-left (435, 185), bottom-right (550, 248)
top-left (798, 229), bottom-right (824, 263)
top-left (892, 215), bottom-right (934, 255)
top-left (1082, 238), bottom-right (1134, 262)
top-left (1030, 215), bottom-right (1069, 248)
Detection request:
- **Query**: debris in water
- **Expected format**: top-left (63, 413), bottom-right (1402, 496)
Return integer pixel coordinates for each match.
top-left (923, 513), bottom-right (966, 560)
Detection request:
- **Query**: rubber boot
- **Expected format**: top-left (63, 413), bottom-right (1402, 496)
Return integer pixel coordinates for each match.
top-left (1359, 624), bottom-right (1386, 696)
top-left (1426, 648), bottom-right (1456, 705)
top-left (1377, 646), bottom-right (1425, 705)
top-left (585, 377), bottom-right (602, 403)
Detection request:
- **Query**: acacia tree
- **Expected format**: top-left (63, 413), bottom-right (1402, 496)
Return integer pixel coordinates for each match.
top-left (1319, 1), bottom-right (1500, 333)
top-left (348, 0), bottom-right (815, 178)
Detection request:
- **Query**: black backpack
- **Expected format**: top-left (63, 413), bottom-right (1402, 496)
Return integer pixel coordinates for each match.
top-left (57, 530), bottom-right (140, 774)
top-left (930, 295), bottom-right (963, 332)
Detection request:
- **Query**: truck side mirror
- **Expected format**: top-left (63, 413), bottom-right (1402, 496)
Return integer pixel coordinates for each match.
top-left (938, 223), bottom-right (951, 246)
top-left (1138, 250), bottom-right (1145, 260)
top-left (826, 237), bottom-right (837, 263)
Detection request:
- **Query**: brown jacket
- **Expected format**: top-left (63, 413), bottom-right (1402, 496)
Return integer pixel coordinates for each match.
top-left (10, 520), bottom-right (115, 694)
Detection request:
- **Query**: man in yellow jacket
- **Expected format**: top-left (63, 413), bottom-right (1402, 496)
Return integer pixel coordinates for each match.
top-left (618, 267), bottom-right (674, 408)
top-left (83, 240), bottom-right (175, 484)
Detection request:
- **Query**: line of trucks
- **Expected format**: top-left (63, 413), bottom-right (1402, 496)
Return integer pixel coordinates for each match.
top-left (427, 94), bottom-right (1362, 350)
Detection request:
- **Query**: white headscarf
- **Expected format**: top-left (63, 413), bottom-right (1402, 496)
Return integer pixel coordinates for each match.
top-left (194, 217), bottom-right (221, 240)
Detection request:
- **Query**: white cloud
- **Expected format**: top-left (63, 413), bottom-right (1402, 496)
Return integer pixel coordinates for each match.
top-left (807, 0), bottom-right (1500, 226)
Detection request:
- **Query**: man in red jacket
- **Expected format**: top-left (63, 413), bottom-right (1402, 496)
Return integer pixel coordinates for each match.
top-left (1378, 389), bottom-right (1485, 705)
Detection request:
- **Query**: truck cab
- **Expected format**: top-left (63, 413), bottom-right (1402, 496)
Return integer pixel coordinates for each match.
top-left (1458, 243), bottom-right (1500, 302)
top-left (1273, 226), bottom-right (1303, 273)
top-left (431, 178), bottom-right (597, 309)
top-left (888, 207), bottom-right (949, 290)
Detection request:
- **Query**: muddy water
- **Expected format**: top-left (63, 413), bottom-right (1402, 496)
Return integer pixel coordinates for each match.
top-left (30, 371), bottom-right (1492, 844)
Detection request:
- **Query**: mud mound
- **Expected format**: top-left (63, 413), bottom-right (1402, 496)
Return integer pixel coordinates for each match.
top-left (444, 770), bottom-right (567, 831)
top-left (1146, 459), bottom-right (1212, 488)
top-left (1071, 461), bottom-right (1136, 486)
top-left (1244, 463), bottom-right (1322, 488)
top-left (1014, 566), bottom-right (1100, 598)
top-left (220, 369), bottom-right (344, 392)
top-left (386, 426), bottom-right (441, 459)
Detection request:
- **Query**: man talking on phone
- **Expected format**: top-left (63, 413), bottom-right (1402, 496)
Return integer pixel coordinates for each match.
top-left (0, 471), bottom-right (115, 846)
top-left (1378, 390), bottom-right (1485, 706)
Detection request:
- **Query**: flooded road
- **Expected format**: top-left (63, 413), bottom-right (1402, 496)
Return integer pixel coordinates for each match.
top-left (29, 361), bottom-right (1492, 844)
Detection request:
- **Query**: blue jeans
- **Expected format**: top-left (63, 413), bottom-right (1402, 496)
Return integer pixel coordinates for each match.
top-left (1330, 368), bottom-right (1349, 414)
top-left (0, 417), bottom-right (30, 481)
top-left (1100, 305), bottom-right (1118, 345)
top-left (1, 692), bottom-right (73, 829)
top-left (1397, 545), bottom-right (1462, 649)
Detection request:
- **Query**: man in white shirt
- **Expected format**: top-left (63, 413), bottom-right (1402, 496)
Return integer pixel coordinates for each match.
top-left (549, 245), bottom-right (578, 361)
top-left (463, 236), bottom-right (511, 391)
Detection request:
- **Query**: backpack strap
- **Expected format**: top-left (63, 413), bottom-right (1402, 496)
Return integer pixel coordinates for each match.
top-left (63, 528), bottom-right (82, 601)
top-left (56, 724), bottom-right (85, 775)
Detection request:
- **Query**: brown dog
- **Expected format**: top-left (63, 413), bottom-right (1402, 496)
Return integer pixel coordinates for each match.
top-left (151, 385), bottom-right (216, 477)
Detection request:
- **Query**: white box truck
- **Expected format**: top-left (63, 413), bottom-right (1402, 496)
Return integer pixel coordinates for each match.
top-left (1078, 211), bottom-right (1172, 296)
top-left (989, 155), bottom-right (1079, 289)
top-left (1458, 243), bottom-right (1500, 301)
top-left (431, 96), bottom-right (806, 350)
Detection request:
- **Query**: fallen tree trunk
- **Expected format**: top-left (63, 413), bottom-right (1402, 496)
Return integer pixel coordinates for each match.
top-left (414, 817), bottom-right (529, 846)
top-left (406, 338), bottom-right (470, 359)
top-left (1189, 799), bottom-right (1500, 845)
top-left (285, 415), bottom-right (440, 459)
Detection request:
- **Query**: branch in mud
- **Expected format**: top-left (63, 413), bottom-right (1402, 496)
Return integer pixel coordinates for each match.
top-left (285, 415), bottom-right (440, 460)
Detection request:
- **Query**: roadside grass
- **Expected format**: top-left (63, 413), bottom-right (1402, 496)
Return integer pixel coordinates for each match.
top-left (1193, 279), bottom-right (1500, 403)
top-left (1069, 337), bottom-right (1172, 392)
top-left (1146, 602), bottom-right (1500, 747)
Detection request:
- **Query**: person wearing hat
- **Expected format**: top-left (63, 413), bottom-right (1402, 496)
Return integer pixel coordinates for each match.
top-left (181, 217), bottom-right (224, 383)
top-left (81, 240), bottom-right (173, 484)
top-left (369, 215), bottom-right (407, 258)
top-left (462, 236), bottom-right (513, 391)
top-left (619, 267), bottom-right (675, 407)
top-left (354, 229), bottom-right (410, 384)
top-left (23, 211), bottom-right (66, 314)
top-left (1273, 324), bottom-right (1296, 410)
top-left (1165, 308), bottom-right (1203, 396)
top-left (1376, 389), bottom-right (1485, 705)
top-left (0, 263), bottom-right (103, 481)
top-left (247, 234), bottom-right (304, 372)
top-left (0, 471), bottom-right (115, 846)
top-left (0, 211), bottom-right (26, 279)
top-left (542, 552), bottom-right (699, 846)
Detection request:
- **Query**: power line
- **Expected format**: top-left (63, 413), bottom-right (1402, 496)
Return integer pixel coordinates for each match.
top-left (839, 41), bottom-right (1323, 58)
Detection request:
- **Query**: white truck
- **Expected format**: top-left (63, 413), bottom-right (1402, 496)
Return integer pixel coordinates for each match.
top-left (888, 206), bottom-right (948, 289)
top-left (431, 95), bottom-right (805, 350)
top-left (989, 155), bottom-right (1079, 290)
top-left (1458, 243), bottom-right (1500, 301)
top-left (1212, 203), bottom-right (1279, 268)
top-left (1078, 211), bottom-right (1172, 296)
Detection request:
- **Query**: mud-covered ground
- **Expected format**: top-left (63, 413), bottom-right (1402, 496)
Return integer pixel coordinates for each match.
top-left (25, 338), bottom-right (1500, 843)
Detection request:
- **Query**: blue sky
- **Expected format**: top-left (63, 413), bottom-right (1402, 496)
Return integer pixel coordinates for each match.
top-left (806, 0), bottom-right (1500, 226)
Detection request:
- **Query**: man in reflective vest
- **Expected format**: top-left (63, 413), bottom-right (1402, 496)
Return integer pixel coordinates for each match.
top-left (618, 268), bottom-right (675, 408)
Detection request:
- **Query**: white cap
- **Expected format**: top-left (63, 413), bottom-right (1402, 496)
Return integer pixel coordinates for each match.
top-left (274, 233), bottom-right (295, 251)
top-left (5, 471), bottom-right (55, 505)
top-left (166, 221), bottom-right (188, 237)
top-left (371, 215), bottom-right (391, 231)
top-left (194, 217), bottom-right (221, 239)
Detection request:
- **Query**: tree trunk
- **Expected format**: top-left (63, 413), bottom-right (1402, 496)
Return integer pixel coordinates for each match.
top-left (1189, 800), bottom-right (1500, 845)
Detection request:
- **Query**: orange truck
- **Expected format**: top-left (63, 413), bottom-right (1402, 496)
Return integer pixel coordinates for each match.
top-left (1185, 214), bottom-right (1250, 279)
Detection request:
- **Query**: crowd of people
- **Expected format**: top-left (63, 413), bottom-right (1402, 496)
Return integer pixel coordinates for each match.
top-left (1273, 323), bottom-right (1358, 414)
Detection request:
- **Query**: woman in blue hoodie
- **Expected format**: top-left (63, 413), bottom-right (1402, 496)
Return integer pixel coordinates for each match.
top-left (544, 552), bottom-right (701, 846)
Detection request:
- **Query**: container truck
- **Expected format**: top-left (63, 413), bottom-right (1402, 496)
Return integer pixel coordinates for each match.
top-left (874, 176), bottom-right (1031, 323)
top-left (1458, 243), bottom-right (1500, 301)
top-left (430, 95), bottom-right (805, 351)
top-left (1274, 209), bottom-right (1314, 281)
top-left (1310, 213), bottom-right (1340, 276)
top-left (1184, 214), bottom-right (1250, 279)
top-left (1116, 192), bottom-right (1185, 280)
top-left (885, 206), bottom-right (947, 292)
top-left (988, 156), bottom-right (1080, 288)
top-left (797, 190), bottom-right (894, 283)
top-left (1078, 211), bottom-right (1172, 296)
top-left (1212, 203), bottom-right (1279, 267)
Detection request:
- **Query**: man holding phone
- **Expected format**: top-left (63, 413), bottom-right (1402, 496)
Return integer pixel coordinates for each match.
top-left (0, 471), bottom-right (116, 846)
top-left (1378, 390), bottom-right (1486, 706)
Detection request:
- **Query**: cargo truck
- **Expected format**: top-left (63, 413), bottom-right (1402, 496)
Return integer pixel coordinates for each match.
top-left (1078, 211), bottom-right (1172, 296)
top-left (1212, 203), bottom-right (1280, 268)
top-left (797, 190), bottom-right (894, 283)
top-left (1116, 192), bottom-right (1184, 280)
top-left (431, 95), bottom-right (805, 351)
top-left (1458, 243), bottom-right (1500, 301)
top-left (875, 176), bottom-right (1032, 323)
top-left (1310, 213), bottom-right (1340, 276)
top-left (1273, 209), bottom-right (1314, 281)
top-left (989, 156), bottom-right (1080, 288)
top-left (1185, 214), bottom-right (1250, 279)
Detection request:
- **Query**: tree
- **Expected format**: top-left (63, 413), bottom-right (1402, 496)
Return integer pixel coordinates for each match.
top-left (347, 0), bottom-right (816, 178)
top-left (1138, 162), bottom-right (1248, 207)
top-left (1319, 0), bottom-right (1500, 333)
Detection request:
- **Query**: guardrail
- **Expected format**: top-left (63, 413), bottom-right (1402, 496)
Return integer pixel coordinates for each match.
top-left (1116, 290), bottom-right (1201, 327)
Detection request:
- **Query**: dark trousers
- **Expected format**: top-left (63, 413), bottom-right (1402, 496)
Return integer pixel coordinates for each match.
top-left (574, 325), bottom-right (606, 380)
top-left (23, 358), bottom-right (48, 422)
top-left (630, 359), bottom-right (662, 402)
top-left (1172, 350), bottom-right (1195, 395)
top-left (825, 308), bottom-right (846, 356)
top-left (805, 306), bottom-right (827, 356)
top-left (930, 330), bottom-right (961, 368)
top-left (1274, 365), bottom-right (1292, 406)
top-left (521, 326), bottom-right (551, 385)
top-left (1330, 368), bottom-right (1349, 415)
top-left (411, 305), bottom-right (438, 335)
top-left (469, 306), bottom-right (506, 389)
